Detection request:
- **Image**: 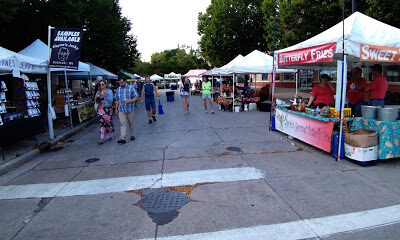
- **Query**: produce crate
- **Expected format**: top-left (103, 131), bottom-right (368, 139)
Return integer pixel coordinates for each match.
top-left (329, 108), bottom-right (352, 118)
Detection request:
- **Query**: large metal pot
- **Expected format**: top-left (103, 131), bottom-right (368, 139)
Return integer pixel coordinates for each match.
top-left (378, 107), bottom-right (399, 122)
top-left (361, 105), bottom-right (379, 119)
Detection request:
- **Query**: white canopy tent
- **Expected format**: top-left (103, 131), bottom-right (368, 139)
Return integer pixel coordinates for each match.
top-left (276, 12), bottom-right (400, 70)
top-left (0, 45), bottom-right (47, 74)
top-left (59, 62), bottom-right (117, 80)
top-left (150, 74), bottom-right (163, 81)
top-left (19, 39), bottom-right (90, 72)
top-left (274, 11), bottom-right (400, 160)
top-left (213, 55), bottom-right (244, 75)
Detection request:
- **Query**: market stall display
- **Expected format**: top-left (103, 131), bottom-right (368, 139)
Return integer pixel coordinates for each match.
top-left (0, 81), bottom-right (7, 125)
top-left (274, 11), bottom-right (400, 163)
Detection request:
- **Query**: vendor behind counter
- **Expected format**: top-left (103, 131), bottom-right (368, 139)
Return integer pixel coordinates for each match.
top-left (364, 64), bottom-right (388, 107)
top-left (306, 74), bottom-right (335, 108)
top-left (14, 78), bottom-right (26, 114)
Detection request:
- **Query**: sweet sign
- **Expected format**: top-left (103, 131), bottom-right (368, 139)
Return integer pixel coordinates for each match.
top-left (278, 42), bottom-right (336, 66)
top-left (275, 109), bottom-right (335, 152)
top-left (360, 44), bottom-right (400, 63)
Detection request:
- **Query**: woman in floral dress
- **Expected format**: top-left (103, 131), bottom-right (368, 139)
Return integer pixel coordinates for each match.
top-left (95, 79), bottom-right (114, 144)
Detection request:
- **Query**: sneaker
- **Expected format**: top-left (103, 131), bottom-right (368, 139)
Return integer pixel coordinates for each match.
top-left (205, 110), bottom-right (208, 114)
top-left (97, 140), bottom-right (105, 145)
top-left (130, 136), bottom-right (135, 141)
top-left (211, 110), bottom-right (214, 114)
top-left (117, 139), bottom-right (126, 144)
top-left (148, 118), bottom-right (153, 124)
top-left (152, 116), bottom-right (157, 122)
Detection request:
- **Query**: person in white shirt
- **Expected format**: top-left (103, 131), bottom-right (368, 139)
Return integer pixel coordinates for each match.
top-left (178, 77), bottom-right (191, 115)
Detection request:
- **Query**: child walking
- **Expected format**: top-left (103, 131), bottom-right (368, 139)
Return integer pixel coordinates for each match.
top-left (141, 75), bottom-right (160, 124)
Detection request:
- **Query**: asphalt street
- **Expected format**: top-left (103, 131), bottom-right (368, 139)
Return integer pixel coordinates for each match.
top-left (1, 90), bottom-right (400, 240)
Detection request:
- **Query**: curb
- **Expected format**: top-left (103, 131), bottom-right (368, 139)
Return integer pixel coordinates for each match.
top-left (0, 117), bottom-right (97, 176)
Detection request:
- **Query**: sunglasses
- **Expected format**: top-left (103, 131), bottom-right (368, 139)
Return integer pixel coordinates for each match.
top-left (100, 83), bottom-right (105, 86)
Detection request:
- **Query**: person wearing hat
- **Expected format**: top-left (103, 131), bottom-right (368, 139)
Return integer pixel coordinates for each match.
top-left (347, 67), bottom-right (367, 117)
top-left (306, 74), bottom-right (335, 108)
top-left (364, 64), bottom-right (388, 106)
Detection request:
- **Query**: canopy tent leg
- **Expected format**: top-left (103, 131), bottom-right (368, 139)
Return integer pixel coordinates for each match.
top-left (211, 76), bottom-right (214, 102)
top-left (233, 73), bottom-right (235, 112)
top-left (337, 56), bottom-right (347, 161)
top-left (64, 70), bottom-right (73, 129)
top-left (47, 25), bottom-right (54, 139)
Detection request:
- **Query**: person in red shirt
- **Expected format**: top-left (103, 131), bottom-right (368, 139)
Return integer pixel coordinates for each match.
top-left (306, 74), bottom-right (335, 108)
top-left (363, 64), bottom-right (388, 107)
top-left (347, 67), bottom-right (367, 116)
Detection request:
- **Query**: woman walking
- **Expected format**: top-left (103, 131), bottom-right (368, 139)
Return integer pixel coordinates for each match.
top-left (95, 79), bottom-right (115, 144)
top-left (178, 77), bottom-right (191, 115)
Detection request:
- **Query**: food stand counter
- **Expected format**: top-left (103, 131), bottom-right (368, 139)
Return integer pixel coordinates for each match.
top-left (274, 106), bottom-right (338, 152)
top-left (349, 117), bottom-right (400, 159)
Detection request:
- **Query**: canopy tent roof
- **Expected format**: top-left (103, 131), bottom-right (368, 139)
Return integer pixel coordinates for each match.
top-left (19, 39), bottom-right (90, 72)
top-left (150, 74), bottom-right (163, 81)
top-left (164, 72), bottom-right (181, 80)
top-left (121, 71), bottom-right (141, 79)
top-left (183, 69), bottom-right (208, 77)
top-left (0, 45), bottom-right (47, 74)
top-left (213, 55), bottom-right (244, 75)
top-left (59, 63), bottom-right (117, 80)
top-left (232, 50), bottom-right (296, 74)
top-left (276, 12), bottom-right (400, 70)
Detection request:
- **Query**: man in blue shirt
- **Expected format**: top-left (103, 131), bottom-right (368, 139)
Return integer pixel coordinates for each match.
top-left (141, 76), bottom-right (160, 124)
top-left (115, 77), bottom-right (139, 144)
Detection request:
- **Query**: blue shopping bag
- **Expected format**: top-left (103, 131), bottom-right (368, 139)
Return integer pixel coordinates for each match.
top-left (158, 99), bottom-right (164, 115)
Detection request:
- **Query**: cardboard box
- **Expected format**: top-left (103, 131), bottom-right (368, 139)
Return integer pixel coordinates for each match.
top-left (345, 129), bottom-right (377, 148)
top-left (345, 143), bottom-right (378, 161)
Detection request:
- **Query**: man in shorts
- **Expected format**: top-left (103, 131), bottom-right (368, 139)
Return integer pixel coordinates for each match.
top-left (202, 76), bottom-right (214, 114)
top-left (141, 76), bottom-right (160, 123)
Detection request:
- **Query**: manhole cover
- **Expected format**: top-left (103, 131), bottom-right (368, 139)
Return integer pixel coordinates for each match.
top-left (85, 158), bottom-right (100, 163)
top-left (226, 147), bottom-right (241, 152)
top-left (139, 189), bottom-right (188, 213)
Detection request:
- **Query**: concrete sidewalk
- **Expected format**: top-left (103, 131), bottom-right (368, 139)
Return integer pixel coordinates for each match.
top-left (0, 89), bottom-right (400, 240)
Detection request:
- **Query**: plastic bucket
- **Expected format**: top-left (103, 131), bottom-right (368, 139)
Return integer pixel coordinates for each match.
top-left (377, 107), bottom-right (398, 122)
top-left (361, 105), bottom-right (378, 119)
top-left (234, 106), bottom-right (240, 112)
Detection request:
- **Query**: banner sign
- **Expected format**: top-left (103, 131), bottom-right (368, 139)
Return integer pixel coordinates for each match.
top-left (49, 28), bottom-right (83, 70)
top-left (77, 102), bottom-right (96, 123)
top-left (275, 109), bottom-right (335, 152)
top-left (278, 42), bottom-right (336, 66)
top-left (0, 58), bottom-right (47, 74)
top-left (360, 44), bottom-right (400, 63)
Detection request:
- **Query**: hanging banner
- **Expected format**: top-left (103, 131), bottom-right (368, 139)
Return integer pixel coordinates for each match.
top-left (360, 44), bottom-right (400, 63)
top-left (49, 28), bottom-right (83, 70)
top-left (278, 42), bottom-right (336, 66)
top-left (275, 108), bottom-right (335, 152)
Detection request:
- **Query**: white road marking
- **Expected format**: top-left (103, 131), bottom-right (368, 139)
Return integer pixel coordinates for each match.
top-left (138, 204), bottom-right (400, 240)
top-left (0, 167), bottom-right (264, 200)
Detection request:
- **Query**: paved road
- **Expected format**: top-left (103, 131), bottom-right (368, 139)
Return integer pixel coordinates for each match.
top-left (1, 90), bottom-right (400, 240)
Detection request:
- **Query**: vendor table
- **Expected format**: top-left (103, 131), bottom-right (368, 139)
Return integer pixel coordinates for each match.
top-left (349, 117), bottom-right (400, 159)
top-left (274, 107), bottom-right (338, 152)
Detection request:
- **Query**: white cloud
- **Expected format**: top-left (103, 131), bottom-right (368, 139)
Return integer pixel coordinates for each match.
top-left (119, 0), bottom-right (211, 62)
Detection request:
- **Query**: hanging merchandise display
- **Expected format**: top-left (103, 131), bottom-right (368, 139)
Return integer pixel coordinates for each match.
top-left (25, 80), bottom-right (41, 118)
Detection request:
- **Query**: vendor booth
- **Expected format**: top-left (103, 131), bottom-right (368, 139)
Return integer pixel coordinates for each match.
top-left (164, 72), bottom-right (181, 89)
top-left (183, 69), bottom-right (208, 95)
top-left (19, 39), bottom-right (92, 129)
top-left (274, 12), bottom-right (400, 163)
top-left (0, 45), bottom-right (48, 158)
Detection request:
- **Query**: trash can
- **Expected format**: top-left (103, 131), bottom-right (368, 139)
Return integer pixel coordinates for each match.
top-left (166, 91), bottom-right (174, 102)
top-left (332, 133), bottom-right (345, 159)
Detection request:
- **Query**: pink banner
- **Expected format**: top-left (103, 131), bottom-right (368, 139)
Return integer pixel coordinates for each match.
top-left (278, 42), bottom-right (336, 66)
top-left (275, 109), bottom-right (334, 152)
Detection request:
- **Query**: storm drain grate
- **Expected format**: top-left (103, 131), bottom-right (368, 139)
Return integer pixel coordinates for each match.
top-left (85, 158), bottom-right (100, 163)
top-left (139, 189), bottom-right (188, 213)
top-left (226, 147), bottom-right (241, 152)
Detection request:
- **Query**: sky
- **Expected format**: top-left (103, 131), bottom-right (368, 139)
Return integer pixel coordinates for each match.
top-left (119, 0), bottom-right (211, 62)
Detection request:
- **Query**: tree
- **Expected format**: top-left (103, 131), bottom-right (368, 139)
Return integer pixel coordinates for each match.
top-left (198, 0), bottom-right (267, 67)
top-left (365, 0), bottom-right (400, 28)
top-left (130, 48), bottom-right (210, 76)
top-left (0, 0), bottom-right (139, 73)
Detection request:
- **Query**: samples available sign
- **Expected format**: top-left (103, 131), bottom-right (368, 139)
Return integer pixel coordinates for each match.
top-left (278, 42), bottom-right (336, 66)
top-left (49, 28), bottom-right (83, 70)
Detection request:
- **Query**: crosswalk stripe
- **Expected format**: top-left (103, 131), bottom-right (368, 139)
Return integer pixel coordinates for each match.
top-left (138, 204), bottom-right (400, 240)
top-left (0, 167), bottom-right (264, 200)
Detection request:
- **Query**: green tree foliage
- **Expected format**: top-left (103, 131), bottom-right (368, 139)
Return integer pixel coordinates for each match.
top-left (131, 48), bottom-right (210, 76)
top-left (365, 0), bottom-right (400, 28)
top-left (0, 0), bottom-right (139, 73)
top-left (198, 0), bottom-right (267, 67)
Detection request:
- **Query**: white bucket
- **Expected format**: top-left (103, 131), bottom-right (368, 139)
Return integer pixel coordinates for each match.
top-left (244, 104), bottom-right (249, 112)
top-left (234, 106), bottom-right (240, 112)
top-left (249, 103), bottom-right (257, 111)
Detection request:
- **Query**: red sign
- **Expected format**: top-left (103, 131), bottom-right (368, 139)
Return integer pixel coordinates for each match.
top-left (360, 44), bottom-right (400, 63)
top-left (275, 109), bottom-right (335, 152)
top-left (278, 42), bottom-right (336, 66)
